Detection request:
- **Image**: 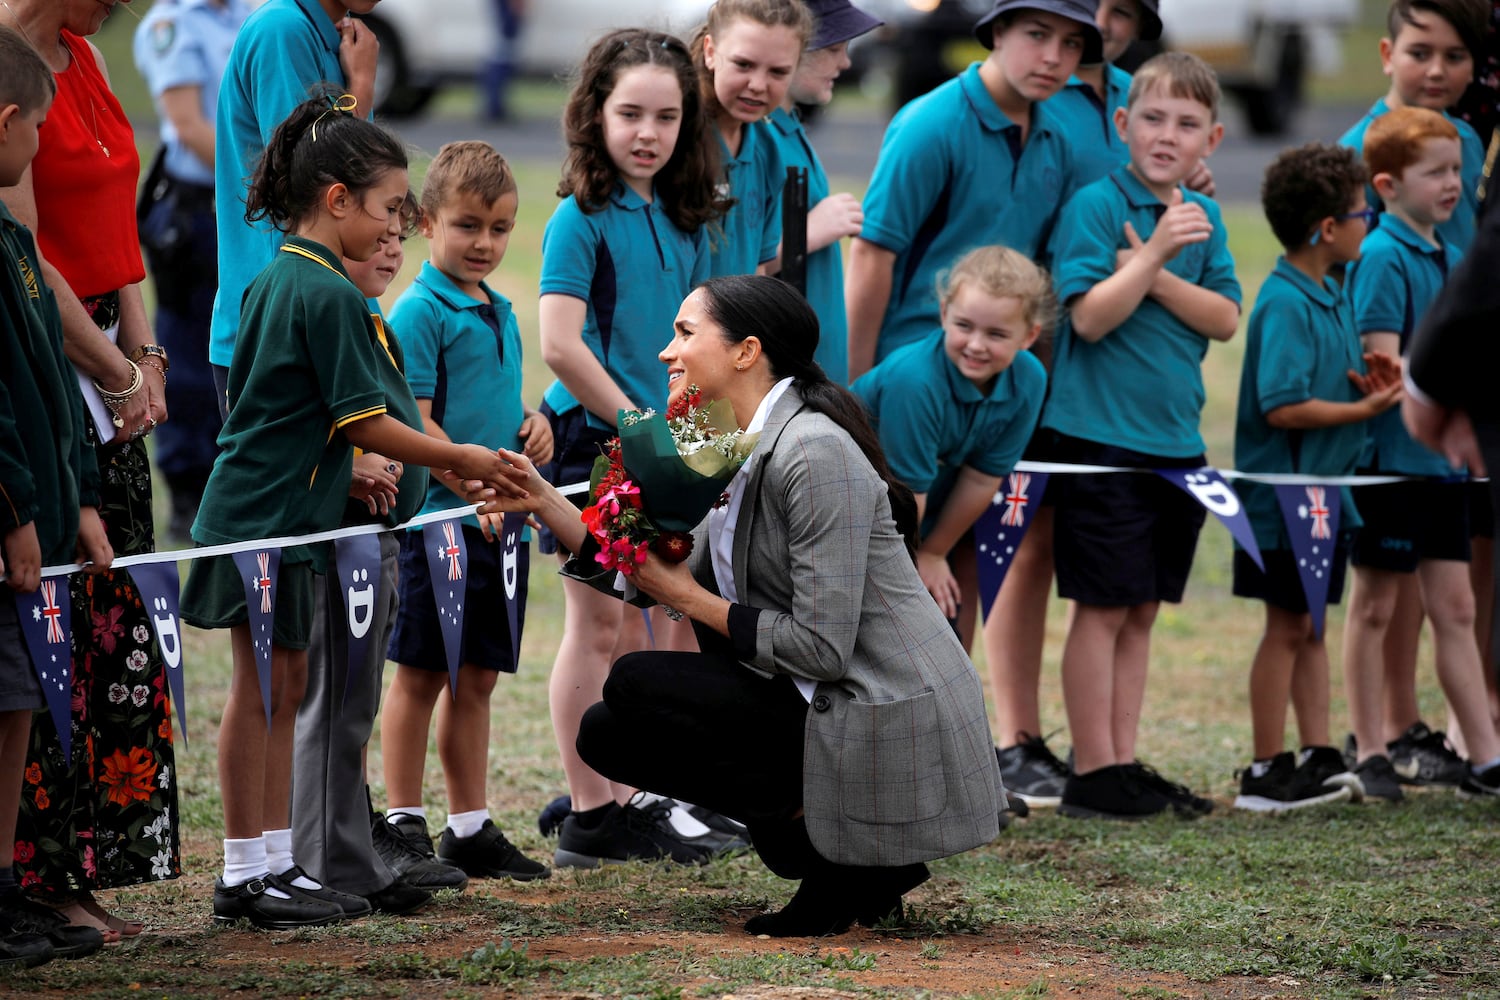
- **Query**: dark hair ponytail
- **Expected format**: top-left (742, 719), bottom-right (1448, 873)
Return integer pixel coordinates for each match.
top-left (244, 86), bottom-right (408, 232)
top-left (696, 275), bottom-right (920, 554)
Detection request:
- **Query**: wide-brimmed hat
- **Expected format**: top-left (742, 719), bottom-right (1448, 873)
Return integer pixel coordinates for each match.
top-left (804, 0), bottom-right (885, 50)
top-left (974, 0), bottom-right (1104, 64)
top-left (1135, 0), bottom-right (1163, 43)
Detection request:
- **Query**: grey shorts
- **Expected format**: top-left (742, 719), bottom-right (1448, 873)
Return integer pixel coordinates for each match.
top-left (0, 590), bottom-right (46, 712)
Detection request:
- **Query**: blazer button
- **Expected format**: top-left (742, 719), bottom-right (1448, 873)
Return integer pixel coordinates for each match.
top-left (812, 694), bottom-right (831, 712)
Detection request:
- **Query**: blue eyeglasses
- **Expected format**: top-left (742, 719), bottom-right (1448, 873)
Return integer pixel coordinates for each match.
top-left (1310, 207), bottom-right (1379, 244)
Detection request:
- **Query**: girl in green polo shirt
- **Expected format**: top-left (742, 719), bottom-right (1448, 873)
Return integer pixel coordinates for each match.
top-left (180, 95), bottom-right (519, 931)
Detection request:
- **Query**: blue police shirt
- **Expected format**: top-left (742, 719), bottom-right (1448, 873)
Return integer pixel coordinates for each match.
top-left (1339, 98), bottom-right (1483, 252)
top-left (211, 0), bottom-right (347, 367)
top-left (1233, 257), bottom-right (1367, 550)
top-left (540, 184), bottom-right (711, 429)
top-left (860, 63), bottom-right (1075, 363)
top-left (133, 0), bottom-right (250, 187)
top-left (766, 106), bottom-right (848, 384)
top-left (390, 261), bottom-right (526, 530)
top-left (851, 330), bottom-right (1046, 536)
top-left (710, 119), bottom-right (784, 278)
top-left (1043, 165), bottom-right (1241, 457)
top-left (1348, 212), bottom-right (1461, 477)
top-left (1042, 63), bottom-right (1132, 189)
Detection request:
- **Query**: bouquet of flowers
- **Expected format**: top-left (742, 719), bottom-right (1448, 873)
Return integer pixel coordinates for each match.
top-left (580, 385), bottom-right (759, 576)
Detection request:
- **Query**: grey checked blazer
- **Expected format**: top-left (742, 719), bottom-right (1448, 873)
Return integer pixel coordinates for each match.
top-left (694, 387), bottom-right (1003, 867)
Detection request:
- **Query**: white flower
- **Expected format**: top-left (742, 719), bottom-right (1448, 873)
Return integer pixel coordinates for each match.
top-left (133, 624), bottom-right (150, 644)
top-left (130, 685), bottom-right (149, 707)
top-left (150, 849), bottom-right (172, 878)
top-left (127, 650), bottom-right (149, 671)
top-left (108, 683), bottom-right (128, 704)
top-left (157, 766), bottom-right (171, 791)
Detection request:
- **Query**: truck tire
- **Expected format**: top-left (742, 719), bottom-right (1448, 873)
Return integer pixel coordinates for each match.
top-left (1240, 31), bottom-right (1305, 136)
top-left (364, 14), bottom-right (436, 119)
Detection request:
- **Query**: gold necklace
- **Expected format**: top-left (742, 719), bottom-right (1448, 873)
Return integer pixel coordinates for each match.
top-left (0, 0), bottom-right (37, 48)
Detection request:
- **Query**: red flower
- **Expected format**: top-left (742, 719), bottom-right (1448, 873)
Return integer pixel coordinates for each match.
top-left (651, 531), bottom-right (694, 563)
top-left (33, 787), bottom-right (49, 810)
top-left (19, 871), bottom-right (40, 888)
top-left (23, 763), bottom-right (40, 785)
top-left (99, 747), bottom-right (157, 809)
top-left (158, 717), bottom-right (172, 741)
top-left (13, 842), bottom-right (34, 864)
top-left (92, 604), bottom-right (126, 654)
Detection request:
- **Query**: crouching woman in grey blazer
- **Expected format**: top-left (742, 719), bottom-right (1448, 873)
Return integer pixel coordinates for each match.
top-left (481, 275), bottom-right (1004, 936)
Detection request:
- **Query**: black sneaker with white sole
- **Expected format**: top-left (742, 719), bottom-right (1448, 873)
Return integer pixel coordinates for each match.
top-left (1353, 754), bottom-right (1405, 802)
top-left (554, 796), bottom-right (715, 868)
top-left (1129, 761), bottom-right (1214, 816)
top-left (1234, 751), bottom-right (1352, 813)
top-left (1387, 721), bottom-right (1468, 787)
top-left (1059, 764), bottom-right (1172, 820)
top-left (995, 732), bottom-right (1070, 809)
top-left (1456, 762), bottom-right (1500, 800)
top-left (1297, 745), bottom-right (1363, 803)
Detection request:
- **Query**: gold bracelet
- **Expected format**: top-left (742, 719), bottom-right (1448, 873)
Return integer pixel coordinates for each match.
top-left (93, 358), bottom-right (143, 405)
top-left (138, 357), bottom-right (167, 385)
top-left (128, 343), bottom-right (170, 374)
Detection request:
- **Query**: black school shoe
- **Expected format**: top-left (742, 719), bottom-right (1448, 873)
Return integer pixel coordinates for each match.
top-left (0, 893), bottom-right (92, 960)
top-left (211, 877), bottom-right (345, 930)
top-left (1059, 764), bottom-right (1172, 820)
top-left (267, 867), bottom-right (372, 920)
top-left (1129, 761), bottom-right (1214, 816)
top-left (0, 928), bottom-right (53, 968)
top-left (366, 878), bottom-right (432, 915)
top-left (554, 800), bottom-right (714, 869)
top-left (437, 820), bottom-right (550, 880)
top-left (371, 812), bottom-right (470, 892)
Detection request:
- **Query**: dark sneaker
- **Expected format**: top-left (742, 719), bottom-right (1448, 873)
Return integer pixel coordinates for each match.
top-left (371, 812), bottom-right (470, 892)
top-left (211, 877), bottom-right (345, 930)
top-left (1387, 722), bottom-right (1468, 787)
top-left (995, 732), bottom-right (1070, 809)
top-left (437, 820), bottom-right (550, 881)
top-left (266, 868), bottom-right (371, 920)
top-left (1353, 754), bottom-right (1405, 802)
top-left (1297, 745), bottom-right (1364, 803)
top-left (538, 794), bottom-right (573, 837)
top-left (1058, 764), bottom-right (1172, 821)
top-left (366, 878), bottom-right (432, 915)
top-left (1129, 761), bottom-right (1214, 817)
top-left (0, 894), bottom-right (95, 959)
top-left (0, 928), bottom-right (52, 968)
top-left (1234, 751), bottom-right (1352, 813)
top-left (1342, 732), bottom-right (1358, 771)
top-left (685, 803), bottom-right (753, 855)
top-left (1456, 763), bottom-right (1500, 800)
top-left (554, 796), bottom-right (715, 868)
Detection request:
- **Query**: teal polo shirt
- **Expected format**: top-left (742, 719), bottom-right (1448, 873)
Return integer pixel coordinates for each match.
top-left (1043, 165), bottom-right (1241, 458)
top-left (540, 184), bottom-right (711, 429)
top-left (851, 330), bottom-right (1046, 536)
top-left (211, 0), bottom-right (348, 367)
top-left (1043, 63), bottom-right (1132, 189)
top-left (1234, 258), bottom-right (1367, 550)
top-left (1348, 213), bottom-right (1461, 477)
top-left (1339, 98), bottom-right (1483, 252)
top-left (391, 260), bottom-right (526, 530)
top-left (767, 106), bottom-right (848, 384)
top-left (859, 63), bottom-right (1075, 363)
top-left (710, 119), bottom-right (784, 278)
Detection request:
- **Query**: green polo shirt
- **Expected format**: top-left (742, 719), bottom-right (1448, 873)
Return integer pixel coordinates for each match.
top-left (194, 237), bottom-right (392, 565)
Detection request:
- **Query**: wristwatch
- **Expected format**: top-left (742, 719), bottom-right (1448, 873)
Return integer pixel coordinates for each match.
top-left (128, 343), bottom-right (170, 374)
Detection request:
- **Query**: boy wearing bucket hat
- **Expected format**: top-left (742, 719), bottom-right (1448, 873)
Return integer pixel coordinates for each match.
top-left (845, 0), bottom-right (1102, 379)
top-left (765, 0), bottom-right (884, 385)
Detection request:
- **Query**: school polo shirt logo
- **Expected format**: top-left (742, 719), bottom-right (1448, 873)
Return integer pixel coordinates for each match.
top-left (16, 253), bottom-right (39, 300)
top-left (151, 19), bottom-right (176, 54)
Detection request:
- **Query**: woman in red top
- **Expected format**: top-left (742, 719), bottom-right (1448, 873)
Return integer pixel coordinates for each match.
top-left (0, 0), bottom-right (180, 941)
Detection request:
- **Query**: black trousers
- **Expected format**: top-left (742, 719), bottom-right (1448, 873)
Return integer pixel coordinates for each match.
top-left (577, 650), bottom-right (928, 892)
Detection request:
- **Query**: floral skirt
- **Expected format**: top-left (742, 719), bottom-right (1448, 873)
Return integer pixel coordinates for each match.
top-left (13, 437), bottom-right (182, 893)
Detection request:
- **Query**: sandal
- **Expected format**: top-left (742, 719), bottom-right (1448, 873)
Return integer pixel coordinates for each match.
top-left (77, 892), bottom-right (144, 938)
top-left (41, 898), bottom-right (122, 946)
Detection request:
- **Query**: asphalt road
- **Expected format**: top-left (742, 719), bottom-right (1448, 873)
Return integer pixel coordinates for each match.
top-left (393, 98), bottom-right (1368, 204)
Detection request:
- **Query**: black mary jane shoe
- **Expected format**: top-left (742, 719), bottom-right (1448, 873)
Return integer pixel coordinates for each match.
top-left (211, 877), bottom-right (345, 930)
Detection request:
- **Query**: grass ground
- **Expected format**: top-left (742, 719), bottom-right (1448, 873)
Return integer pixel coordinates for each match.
top-left (14, 5), bottom-right (1499, 999)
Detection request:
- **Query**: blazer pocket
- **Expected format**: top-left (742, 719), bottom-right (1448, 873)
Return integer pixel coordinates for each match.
top-left (837, 690), bottom-right (947, 824)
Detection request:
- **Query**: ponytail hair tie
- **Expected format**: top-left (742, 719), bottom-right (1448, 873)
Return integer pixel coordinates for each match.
top-left (312, 93), bottom-right (359, 141)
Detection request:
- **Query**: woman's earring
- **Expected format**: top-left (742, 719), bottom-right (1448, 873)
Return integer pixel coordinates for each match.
top-left (736, 364), bottom-right (744, 371)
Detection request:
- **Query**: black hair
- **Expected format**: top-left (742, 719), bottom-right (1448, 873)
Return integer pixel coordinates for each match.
top-left (695, 275), bottom-right (920, 554)
top-left (244, 87), bottom-right (409, 232)
top-left (0, 26), bottom-right (55, 115)
top-left (1261, 143), bottom-right (1369, 249)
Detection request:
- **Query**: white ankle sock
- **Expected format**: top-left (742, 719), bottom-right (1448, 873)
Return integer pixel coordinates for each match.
top-left (1475, 754), bottom-right (1500, 775)
top-left (446, 809), bottom-right (490, 839)
top-left (388, 806), bottom-right (426, 824)
top-left (222, 837), bottom-right (290, 899)
top-left (264, 828), bottom-right (320, 890)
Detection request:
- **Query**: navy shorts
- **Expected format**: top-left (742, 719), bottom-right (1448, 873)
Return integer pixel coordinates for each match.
top-left (536, 400), bottom-right (614, 556)
top-left (0, 592), bottom-right (44, 712)
top-left (1233, 544), bottom-right (1349, 614)
top-left (1051, 434), bottom-right (1207, 606)
top-left (1018, 426), bottom-right (1067, 508)
top-left (388, 523), bottom-right (529, 673)
top-left (1350, 478), bottom-right (1470, 572)
top-left (1470, 480), bottom-right (1493, 540)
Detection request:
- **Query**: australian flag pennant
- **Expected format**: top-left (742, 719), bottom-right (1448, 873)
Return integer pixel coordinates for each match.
top-left (423, 517), bottom-right (468, 698)
top-left (131, 562), bottom-right (188, 743)
top-left (501, 513), bottom-right (526, 669)
top-left (975, 471), bottom-right (1049, 619)
top-left (1155, 468), bottom-right (1264, 571)
top-left (232, 547), bottom-right (281, 727)
top-left (1273, 483), bottom-right (1342, 638)
top-left (334, 533), bottom-right (384, 710)
top-left (17, 577), bottom-right (74, 764)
